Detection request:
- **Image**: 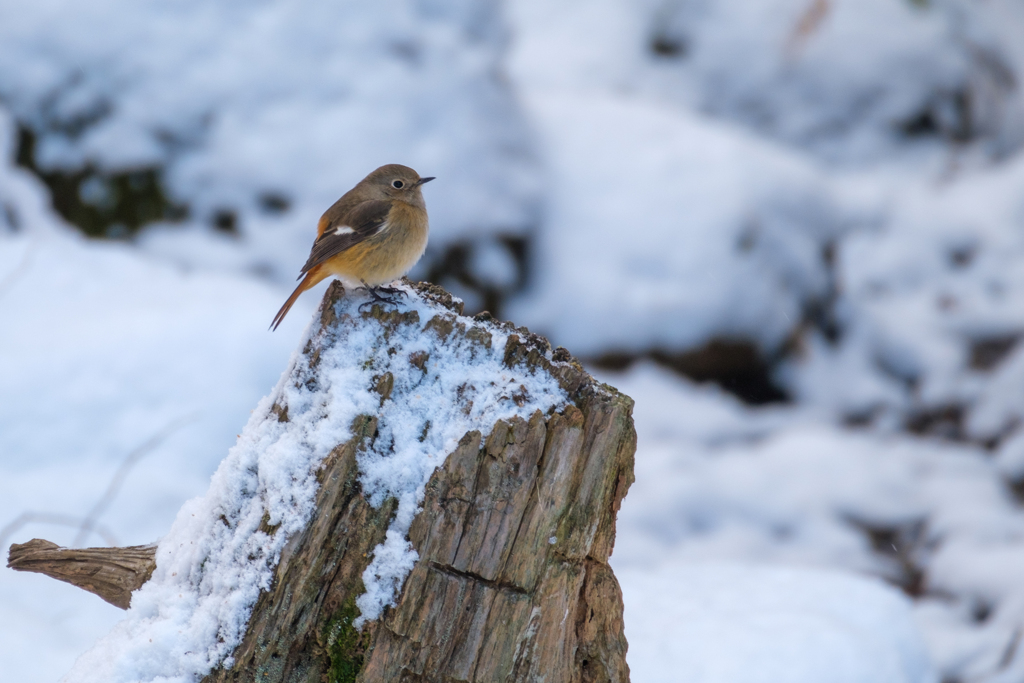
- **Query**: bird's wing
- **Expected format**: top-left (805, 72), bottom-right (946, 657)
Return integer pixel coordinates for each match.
top-left (300, 199), bottom-right (392, 276)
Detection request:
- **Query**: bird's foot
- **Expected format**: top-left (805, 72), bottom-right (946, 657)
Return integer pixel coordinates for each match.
top-left (374, 284), bottom-right (406, 298)
top-left (358, 282), bottom-right (405, 312)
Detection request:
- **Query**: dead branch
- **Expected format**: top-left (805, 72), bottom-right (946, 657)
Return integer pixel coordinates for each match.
top-left (7, 539), bottom-right (156, 609)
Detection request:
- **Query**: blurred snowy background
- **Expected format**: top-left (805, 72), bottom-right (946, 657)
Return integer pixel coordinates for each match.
top-left (3, 0), bottom-right (1024, 681)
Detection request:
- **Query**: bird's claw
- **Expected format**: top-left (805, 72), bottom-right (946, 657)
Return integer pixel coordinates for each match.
top-left (374, 285), bottom-right (406, 298)
top-left (358, 284), bottom-right (405, 312)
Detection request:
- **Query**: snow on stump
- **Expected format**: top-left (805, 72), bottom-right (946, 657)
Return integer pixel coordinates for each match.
top-left (8, 280), bottom-right (636, 683)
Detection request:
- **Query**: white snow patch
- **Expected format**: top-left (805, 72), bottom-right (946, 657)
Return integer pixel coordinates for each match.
top-left (506, 89), bottom-right (848, 356)
top-left (346, 291), bottom-right (569, 625)
top-left (617, 560), bottom-right (936, 683)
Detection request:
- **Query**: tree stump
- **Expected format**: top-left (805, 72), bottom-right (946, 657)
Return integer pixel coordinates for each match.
top-left (8, 280), bottom-right (636, 683)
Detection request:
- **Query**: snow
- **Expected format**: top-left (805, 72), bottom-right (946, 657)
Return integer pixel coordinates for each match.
top-left (505, 89), bottom-right (847, 355)
top-left (605, 363), bottom-right (1024, 683)
top-left (507, 0), bottom-right (1024, 163)
top-left (4, 0), bottom-right (1024, 681)
top-left (653, 0), bottom-right (986, 161)
top-left (617, 561), bottom-right (934, 683)
top-left (505, 0), bottom-right (1024, 442)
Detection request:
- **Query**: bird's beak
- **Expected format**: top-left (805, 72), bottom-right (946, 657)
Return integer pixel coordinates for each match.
top-left (416, 177), bottom-right (435, 186)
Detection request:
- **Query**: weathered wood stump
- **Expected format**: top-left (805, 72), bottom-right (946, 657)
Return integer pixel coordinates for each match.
top-left (8, 280), bottom-right (636, 683)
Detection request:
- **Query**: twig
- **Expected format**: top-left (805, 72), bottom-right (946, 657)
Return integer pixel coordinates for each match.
top-left (0, 235), bottom-right (37, 303)
top-left (0, 511), bottom-right (118, 551)
top-left (73, 413), bottom-right (198, 547)
top-left (784, 0), bottom-right (830, 60)
top-left (998, 625), bottom-right (1023, 671)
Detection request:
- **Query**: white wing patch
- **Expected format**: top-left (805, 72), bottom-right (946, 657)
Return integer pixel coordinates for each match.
top-left (333, 221), bottom-right (388, 237)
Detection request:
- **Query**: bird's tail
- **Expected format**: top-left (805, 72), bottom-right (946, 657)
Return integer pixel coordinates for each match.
top-left (270, 269), bottom-right (321, 331)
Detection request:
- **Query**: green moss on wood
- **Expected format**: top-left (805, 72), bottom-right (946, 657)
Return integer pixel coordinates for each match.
top-left (323, 595), bottom-right (368, 683)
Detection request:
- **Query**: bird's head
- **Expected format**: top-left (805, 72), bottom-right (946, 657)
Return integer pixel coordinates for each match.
top-left (362, 164), bottom-right (434, 208)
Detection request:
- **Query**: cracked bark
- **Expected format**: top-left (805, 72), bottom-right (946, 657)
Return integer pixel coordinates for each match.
top-left (7, 280), bottom-right (635, 683)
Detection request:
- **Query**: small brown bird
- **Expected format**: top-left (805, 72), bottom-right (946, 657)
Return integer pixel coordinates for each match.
top-left (270, 164), bottom-right (433, 331)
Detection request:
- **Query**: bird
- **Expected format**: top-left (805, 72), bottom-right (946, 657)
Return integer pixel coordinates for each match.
top-left (270, 164), bottom-right (434, 331)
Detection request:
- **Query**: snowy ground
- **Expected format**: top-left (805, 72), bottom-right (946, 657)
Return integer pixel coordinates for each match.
top-left (617, 561), bottom-right (934, 683)
top-left (4, 1), bottom-right (1024, 681)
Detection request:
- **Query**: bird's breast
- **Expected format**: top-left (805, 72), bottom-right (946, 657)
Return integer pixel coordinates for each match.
top-left (328, 202), bottom-right (428, 286)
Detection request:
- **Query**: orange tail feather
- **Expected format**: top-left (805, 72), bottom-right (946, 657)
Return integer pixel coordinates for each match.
top-left (270, 268), bottom-right (323, 331)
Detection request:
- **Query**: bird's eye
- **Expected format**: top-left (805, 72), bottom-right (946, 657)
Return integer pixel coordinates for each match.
top-left (392, 180), bottom-right (404, 189)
